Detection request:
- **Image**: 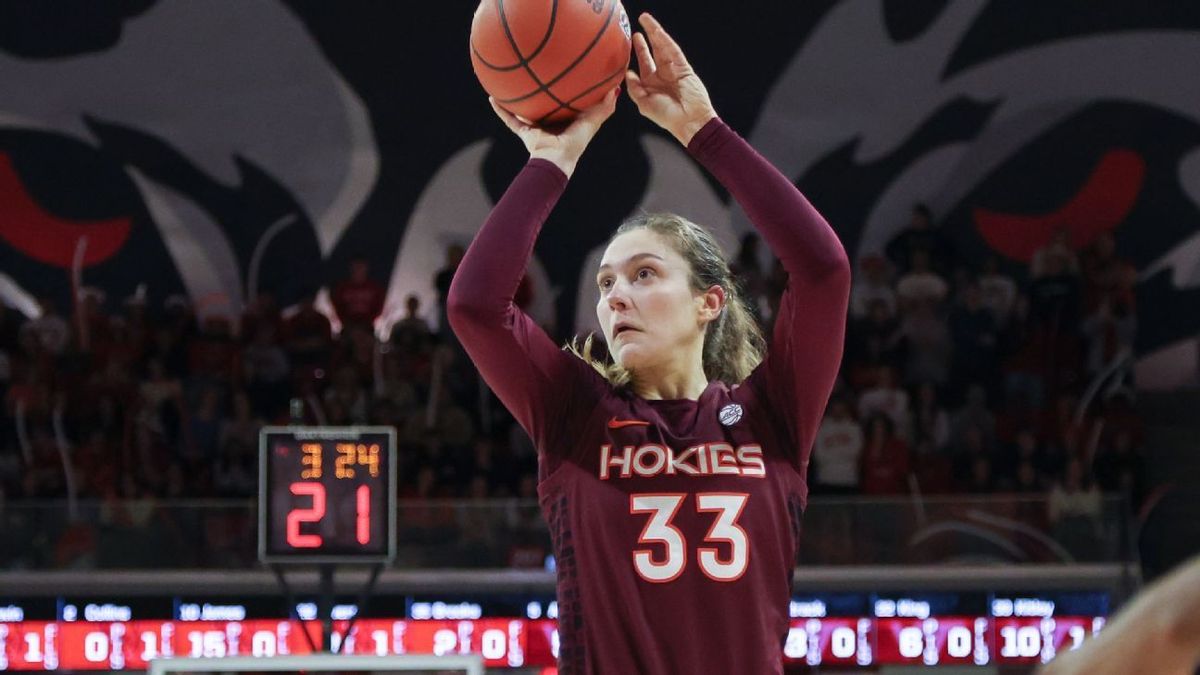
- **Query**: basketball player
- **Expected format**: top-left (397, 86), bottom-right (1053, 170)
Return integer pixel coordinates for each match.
top-left (1038, 554), bottom-right (1200, 675)
top-left (449, 13), bottom-right (850, 673)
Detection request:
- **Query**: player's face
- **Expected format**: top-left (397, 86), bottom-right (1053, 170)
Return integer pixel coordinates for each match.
top-left (596, 229), bottom-right (709, 374)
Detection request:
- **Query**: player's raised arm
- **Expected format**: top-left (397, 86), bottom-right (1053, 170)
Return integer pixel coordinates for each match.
top-left (626, 13), bottom-right (851, 465)
top-left (447, 90), bottom-right (619, 445)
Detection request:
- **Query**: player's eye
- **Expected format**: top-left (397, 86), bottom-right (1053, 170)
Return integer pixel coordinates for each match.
top-left (598, 276), bottom-right (613, 290)
top-left (636, 267), bottom-right (655, 281)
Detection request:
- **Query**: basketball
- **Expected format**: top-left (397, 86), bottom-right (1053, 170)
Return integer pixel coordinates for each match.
top-left (470, 0), bottom-right (633, 125)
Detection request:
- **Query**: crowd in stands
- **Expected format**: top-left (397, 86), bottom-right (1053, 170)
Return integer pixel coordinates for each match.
top-left (0, 207), bottom-right (1146, 562)
top-left (796, 207), bottom-right (1144, 560)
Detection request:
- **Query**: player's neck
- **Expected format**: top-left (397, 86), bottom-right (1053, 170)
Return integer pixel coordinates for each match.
top-left (632, 360), bottom-right (709, 401)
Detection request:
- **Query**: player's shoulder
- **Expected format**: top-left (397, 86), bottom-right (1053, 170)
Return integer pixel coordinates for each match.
top-left (557, 350), bottom-right (637, 420)
top-left (718, 375), bottom-right (766, 409)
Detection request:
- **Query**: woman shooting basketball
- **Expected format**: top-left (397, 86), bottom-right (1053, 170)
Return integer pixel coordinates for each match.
top-left (449, 13), bottom-right (850, 674)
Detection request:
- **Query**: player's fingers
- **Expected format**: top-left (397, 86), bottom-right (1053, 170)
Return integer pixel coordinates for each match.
top-left (570, 87), bottom-right (619, 133)
top-left (633, 32), bottom-right (656, 78)
top-left (589, 85), bottom-right (620, 119)
top-left (639, 13), bottom-right (679, 52)
top-left (625, 69), bottom-right (647, 99)
top-left (639, 13), bottom-right (689, 67)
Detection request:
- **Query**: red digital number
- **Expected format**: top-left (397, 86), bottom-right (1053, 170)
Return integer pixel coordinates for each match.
top-left (356, 484), bottom-right (371, 545)
top-left (287, 482), bottom-right (326, 548)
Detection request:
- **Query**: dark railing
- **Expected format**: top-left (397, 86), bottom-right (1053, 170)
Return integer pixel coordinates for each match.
top-left (0, 494), bottom-right (1134, 571)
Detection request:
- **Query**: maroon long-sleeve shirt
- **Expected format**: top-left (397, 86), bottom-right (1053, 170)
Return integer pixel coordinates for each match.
top-left (448, 118), bottom-right (850, 675)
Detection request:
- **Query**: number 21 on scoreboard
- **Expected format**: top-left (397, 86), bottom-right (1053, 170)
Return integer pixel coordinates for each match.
top-left (287, 482), bottom-right (373, 547)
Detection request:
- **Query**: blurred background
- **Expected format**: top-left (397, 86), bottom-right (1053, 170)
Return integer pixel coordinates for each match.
top-left (1, 1), bottom-right (1199, 673)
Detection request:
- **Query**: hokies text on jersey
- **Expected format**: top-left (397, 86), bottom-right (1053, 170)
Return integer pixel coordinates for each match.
top-left (599, 443), bottom-right (766, 480)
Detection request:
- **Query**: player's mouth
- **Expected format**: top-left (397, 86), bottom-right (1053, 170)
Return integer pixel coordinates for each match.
top-left (612, 321), bottom-right (642, 339)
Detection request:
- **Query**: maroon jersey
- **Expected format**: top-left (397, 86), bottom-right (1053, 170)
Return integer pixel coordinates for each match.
top-left (449, 119), bottom-right (850, 674)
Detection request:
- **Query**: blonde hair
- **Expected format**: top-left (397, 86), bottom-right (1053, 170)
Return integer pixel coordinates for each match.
top-left (565, 213), bottom-right (766, 387)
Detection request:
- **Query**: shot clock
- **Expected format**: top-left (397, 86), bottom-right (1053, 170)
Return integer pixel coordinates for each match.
top-left (258, 427), bottom-right (396, 563)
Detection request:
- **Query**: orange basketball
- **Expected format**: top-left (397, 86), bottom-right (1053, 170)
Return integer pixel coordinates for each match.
top-left (471, 0), bottom-right (632, 125)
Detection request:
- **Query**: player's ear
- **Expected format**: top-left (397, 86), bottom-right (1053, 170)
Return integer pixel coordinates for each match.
top-left (696, 284), bottom-right (725, 325)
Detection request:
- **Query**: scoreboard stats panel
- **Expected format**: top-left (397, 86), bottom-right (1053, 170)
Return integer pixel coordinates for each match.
top-left (258, 426), bottom-right (396, 563)
top-left (0, 591), bottom-right (1109, 671)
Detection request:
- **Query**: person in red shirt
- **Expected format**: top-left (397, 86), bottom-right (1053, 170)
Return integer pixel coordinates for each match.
top-left (449, 14), bottom-right (850, 674)
top-left (331, 257), bottom-right (385, 333)
top-left (859, 414), bottom-right (912, 495)
top-left (282, 295), bottom-right (333, 380)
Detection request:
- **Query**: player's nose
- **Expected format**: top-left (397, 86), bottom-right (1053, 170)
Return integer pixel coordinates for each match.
top-left (606, 284), bottom-right (630, 311)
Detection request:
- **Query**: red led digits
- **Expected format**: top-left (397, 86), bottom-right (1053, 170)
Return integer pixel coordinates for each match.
top-left (286, 482), bottom-right (326, 548)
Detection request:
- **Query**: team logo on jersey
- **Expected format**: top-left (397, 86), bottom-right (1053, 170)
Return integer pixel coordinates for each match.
top-left (608, 417), bottom-right (650, 429)
top-left (718, 404), bottom-right (743, 426)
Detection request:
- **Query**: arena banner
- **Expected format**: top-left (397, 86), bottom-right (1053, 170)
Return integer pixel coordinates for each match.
top-left (1, 1), bottom-right (1198, 387)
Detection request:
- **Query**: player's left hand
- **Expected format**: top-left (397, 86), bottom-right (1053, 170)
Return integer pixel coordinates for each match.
top-left (625, 13), bottom-right (717, 146)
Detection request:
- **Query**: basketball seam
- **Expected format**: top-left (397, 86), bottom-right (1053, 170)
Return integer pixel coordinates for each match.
top-left (496, 0), bottom-right (580, 114)
top-left (534, 63), bottom-right (626, 125)
top-left (472, 0), bottom-right (559, 72)
top-left (494, 0), bottom-right (621, 106)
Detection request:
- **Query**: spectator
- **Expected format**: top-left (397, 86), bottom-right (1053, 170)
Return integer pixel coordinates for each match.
top-left (324, 365), bottom-right (369, 425)
top-left (977, 256), bottom-right (1018, 326)
top-left (1093, 429), bottom-right (1143, 507)
top-left (376, 353), bottom-right (419, 413)
top-left (730, 233), bottom-right (768, 322)
top-left (135, 359), bottom-right (185, 444)
top-left (24, 297), bottom-right (70, 356)
top-left (187, 316), bottom-right (238, 384)
top-left (845, 298), bottom-right (903, 388)
top-left (812, 398), bottom-right (863, 494)
top-left (147, 328), bottom-right (187, 382)
top-left (885, 203), bottom-right (954, 275)
top-left (1031, 227), bottom-right (1080, 279)
top-left (763, 257), bottom-right (789, 332)
top-left (949, 424), bottom-right (993, 487)
top-left (909, 382), bottom-right (950, 456)
top-left (1010, 458), bottom-right (1045, 495)
top-left (242, 325), bottom-right (290, 417)
top-left (239, 291), bottom-right (281, 343)
top-left (333, 324), bottom-right (379, 384)
top-left (219, 391), bottom-right (261, 451)
top-left (859, 415), bottom-right (911, 495)
top-left (965, 454), bottom-right (996, 493)
top-left (949, 281), bottom-right (1000, 396)
top-left (1092, 390), bottom-right (1143, 462)
top-left (73, 431), bottom-right (117, 499)
top-left (950, 384), bottom-right (997, 451)
top-left (1002, 429), bottom-right (1046, 484)
top-left (1047, 457), bottom-right (1104, 559)
top-left (283, 294), bottom-right (333, 380)
top-left (332, 258), bottom-right (386, 334)
top-left (211, 431), bottom-right (254, 499)
top-left (849, 255), bottom-right (896, 320)
top-left (1080, 297), bottom-right (1136, 378)
top-left (896, 250), bottom-right (949, 308)
top-left (1042, 391), bottom-right (1087, 464)
top-left (76, 287), bottom-right (111, 352)
top-left (1080, 231), bottom-right (1136, 312)
top-left (897, 298), bottom-right (953, 387)
top-left (183, 387), bottom-right (223, 467)
top-left (1028, 253), bottom-right (1082, 329)
top-left (434, 244), bottom-right (465, 339)
top-left (392, 294), bottom-right (432, 345)
top-left (858, 367), bottom-right (911, 438)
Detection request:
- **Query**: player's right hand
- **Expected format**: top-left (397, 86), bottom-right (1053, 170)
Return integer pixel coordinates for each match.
top-left (489, 86), bottom-right (619, 179)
